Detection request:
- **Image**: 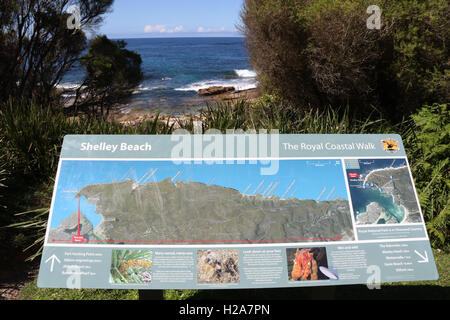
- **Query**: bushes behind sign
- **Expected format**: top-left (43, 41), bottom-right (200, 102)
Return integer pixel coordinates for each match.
top-left (240, 0), bottom-right (449, 119)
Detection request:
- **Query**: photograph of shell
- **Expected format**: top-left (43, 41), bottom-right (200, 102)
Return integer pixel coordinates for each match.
top-left (197, 249), bottom-right (240, 284)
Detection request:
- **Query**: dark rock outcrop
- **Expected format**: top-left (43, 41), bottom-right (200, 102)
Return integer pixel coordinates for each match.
top-left (197, 86), bottom-right (235, 96)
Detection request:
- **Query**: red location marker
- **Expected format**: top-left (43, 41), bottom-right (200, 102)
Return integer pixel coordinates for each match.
top-left (72, 235), bottom-right (85, 243)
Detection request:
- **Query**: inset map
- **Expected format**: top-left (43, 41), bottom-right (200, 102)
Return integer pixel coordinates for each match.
top-left (345, 158), bottom-right (422, 224)
top-left (47, 159), bottom-right (355, 244)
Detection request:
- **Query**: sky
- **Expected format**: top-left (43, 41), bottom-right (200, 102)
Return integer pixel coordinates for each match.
top-left (50, 159), bottom-right (348, 228)
top-left (98, 0), bottom-right (245, 38)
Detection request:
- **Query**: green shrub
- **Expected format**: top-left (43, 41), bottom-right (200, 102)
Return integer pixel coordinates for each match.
top-left (407, 104), bottom-right (449, 248)
top-left (240, 0), bottom-right (449, 118)
top-left (197, 99), bottom-right (399, 135)
top-left (0, 143), bottom-right (10, 233)
top-left (0, 146), bottom-right (7, 210)
top-left (385, 1), bottom-right (449, 106)
top-left (78, 36), bottom-right (144, 116)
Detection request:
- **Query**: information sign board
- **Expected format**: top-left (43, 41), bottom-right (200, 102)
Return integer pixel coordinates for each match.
top-left (37, 134), bottom-right (438, 289)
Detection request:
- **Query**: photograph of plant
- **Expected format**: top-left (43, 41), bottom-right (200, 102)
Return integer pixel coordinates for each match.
top-left (110, 249), bottom-right (153, 284)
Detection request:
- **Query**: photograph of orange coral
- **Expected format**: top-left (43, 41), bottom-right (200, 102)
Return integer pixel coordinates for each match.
top-left (286, 247), bottom-right (330, 281)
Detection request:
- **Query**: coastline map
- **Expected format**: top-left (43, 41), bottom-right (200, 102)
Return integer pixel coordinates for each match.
top-left (345, 158), bottom-right (422, 225)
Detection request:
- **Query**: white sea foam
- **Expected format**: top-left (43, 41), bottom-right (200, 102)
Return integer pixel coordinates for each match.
top-left (56, 82), bottom-right (82, 90)
top-left (363, 165), bottom-right (408, 186)
top-left (175, 68), bottom-right (258, 92)
top-left (132, 84), bottom-right (170, 94)
top-left (57, 82), bottom-right (84, 99)
top-left (234, 69), bottom-right (257, 78)
top-left (175, 78), bottom-right (258, 92)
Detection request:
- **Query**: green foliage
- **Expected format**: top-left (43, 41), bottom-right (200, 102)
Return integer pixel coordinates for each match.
top-left (19, 280), bottom-right (138, 300)
top-left (7, 208), bottom-right (50, 261)
top-left (0, 146), bottom-right (7, 208)
top-left (0, 100), bottom-right (173, 181)
top-left (0, 0), bottom-right (113, 105)
top-left (240, 0), bottom-right (449, 118)
top-left (194, 99), bottom-right (398, 135)
top-left (408, 104), bottom-right (449, 248)
top-left (385, 0), bottom-right (449, 104)
top-left (77, 36), bottom-right (144, 116)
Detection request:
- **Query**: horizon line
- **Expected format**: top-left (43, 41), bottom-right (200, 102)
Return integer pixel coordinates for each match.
top-left (103, 35), bottom-right (245, 40)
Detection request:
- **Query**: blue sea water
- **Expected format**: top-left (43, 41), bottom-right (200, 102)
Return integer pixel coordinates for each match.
top-left (60, 37), bottom-right (256, 114)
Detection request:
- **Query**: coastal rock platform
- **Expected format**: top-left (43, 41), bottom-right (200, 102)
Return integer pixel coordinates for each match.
top-left (110, 86), bottom-right (262, 127)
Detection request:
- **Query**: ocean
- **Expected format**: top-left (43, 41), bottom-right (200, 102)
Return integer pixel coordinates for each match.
top-left (60, 37), bottom-right (257, 115)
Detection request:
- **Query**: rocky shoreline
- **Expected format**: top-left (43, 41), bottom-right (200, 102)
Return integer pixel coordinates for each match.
top-left (197, 86), bottom-right (262, 102)
top-left (62, 85), bottom-right (262, 127)
top-left (111, 86), bottom-right (262, 127)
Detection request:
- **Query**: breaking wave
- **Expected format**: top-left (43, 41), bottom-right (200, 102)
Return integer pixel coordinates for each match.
top-left (175, 69), bottom-right (258, 92)
top-left (234, 69), bottom-right (257, 78)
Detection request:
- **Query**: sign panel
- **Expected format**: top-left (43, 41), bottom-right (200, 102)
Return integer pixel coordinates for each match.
top-left (37, 134), bottom-right (438, 289)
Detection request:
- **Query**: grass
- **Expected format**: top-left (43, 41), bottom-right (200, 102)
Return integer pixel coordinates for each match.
top-left (191, 100), bottom-right (401, 134)
top-left (18, 284), bottom-right (139, 300)
top-left (17, 249), bottom-right (449, 300)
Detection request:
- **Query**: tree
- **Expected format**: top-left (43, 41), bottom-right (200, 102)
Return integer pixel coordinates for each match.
top-left (74, 36), bottom-right (143, 117)
top-left (0, 0), bottom-right (114, 105)
top-left (240, 0), bottom-right (449, 118)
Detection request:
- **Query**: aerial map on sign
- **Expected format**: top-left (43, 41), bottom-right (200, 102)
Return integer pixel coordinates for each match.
top-left (345, 158), bottom-right (422, 225)
top-left (48, 159), bottom-right (355, 245)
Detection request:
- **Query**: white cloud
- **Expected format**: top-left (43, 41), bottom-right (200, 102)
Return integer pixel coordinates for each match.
top-left (144, 24), bottom-right (184, 33)
top-left (144, 25), bottom-right (230, 34)
top-left (197, 26), bottom-right (228, 33)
